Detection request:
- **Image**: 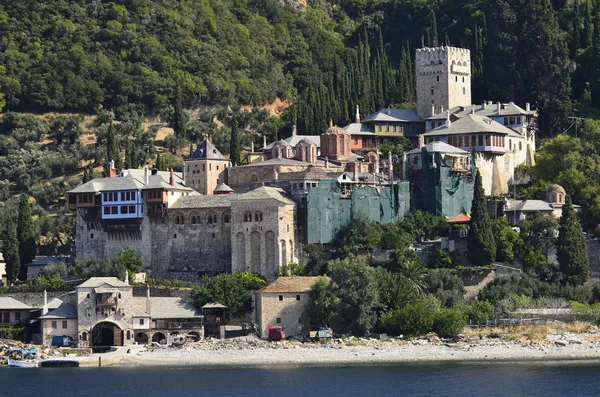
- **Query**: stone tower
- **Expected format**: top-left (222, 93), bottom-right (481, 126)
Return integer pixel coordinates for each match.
top-left (184, 139), bottom-right (230, 195)
top-left (416, 46), bottom-right (471, 119)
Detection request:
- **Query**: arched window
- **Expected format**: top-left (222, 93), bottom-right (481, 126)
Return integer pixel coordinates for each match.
top-left (207, 213), bottom-right (217, 225)
top-left (244, 212), bottom-right (252, 222)
top-left (223, 213), bottom-right (230, 223)
top-left (255, 212), bottom-right (263, 222)
top-left (82, 332), bottom-right (87, 341)
top-left (126, 330), bottom-right (131, 340)
top-left (251, 174), bottom-right (258, 182)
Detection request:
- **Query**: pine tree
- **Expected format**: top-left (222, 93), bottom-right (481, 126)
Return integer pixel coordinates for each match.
top-left (557, 195), bottom-right (589, 285)
top-left (3, 217), bottom-right (19, 285)
top-left (467, 171), bottom-right (496, 266)
top-left (229, 116), bottom-right (241, 166)
top-left (17, 193), bottom-right (36, 278)
top-left (430, 10), bottom-right (439, 47)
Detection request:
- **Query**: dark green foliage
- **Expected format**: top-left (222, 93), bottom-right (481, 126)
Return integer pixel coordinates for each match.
top-left (380, 295), bottom-right (441, 336)
top-left (467, 171), bottom-right (496, 266)
top-left (491, 218), bottom-right (519, 262)
top-left (465, 300), bottom-right (495, 323)
top-left (427, 248), bottom-right (460, 269)
top-left (17, 194), bottom-right (36, 276)
top-left (328, 256), bottom-right (379, 336)
top-left (118, 248), bottom-right (143, 284)
top-left (478, 274), bottom-right (593, 304)
top-left (305, 277), bottom-right (336, 328)
top-left (3, 217), bottom-right (20, 285)
top-left (229, 116), bottom-right (241, 166)
top-left (105, 123), bottom-right (120, 171)
top-left (402, 210), bottom-right (447, 241)
top-left (191, 272), bottom-right (266, 319)
top-left (557, 195), bottom-right (589, 285)
top-left (170, 91), bottom-right (188, 138)
top-left (424, 269), bottom-right (464, 307)
top-left (432, 308), bottom-right (466, 338)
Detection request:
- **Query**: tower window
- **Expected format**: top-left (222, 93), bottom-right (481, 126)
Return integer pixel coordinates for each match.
top-left (463, 77), bottom-right (465, 83)
top-left (431, 88), bottom-right (434, 96)
top-left (436, 75), bottom-right (439, 82)
top-left (463, 87), bottom-right (466, 95)
top-left (455, 76), bottom-right (458, 82)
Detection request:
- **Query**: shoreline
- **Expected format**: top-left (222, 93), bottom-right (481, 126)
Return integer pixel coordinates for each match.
top-left (79, 338), bottom-right (600, 368)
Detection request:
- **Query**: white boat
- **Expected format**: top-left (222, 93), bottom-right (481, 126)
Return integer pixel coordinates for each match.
top-left (8, 358), bottom-right (40, 368)
top-left (7, 349), bottom-right (40, 368)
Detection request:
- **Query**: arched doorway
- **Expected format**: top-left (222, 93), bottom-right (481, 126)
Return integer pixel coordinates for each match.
top-left (187, 331), bottom-right (201, 342)
top-left (135, 332), bottom-right (149, 344)
top-left (152, 332), bottom-right (166, 344)
top-left (91, 322), bottom-right (123, 351)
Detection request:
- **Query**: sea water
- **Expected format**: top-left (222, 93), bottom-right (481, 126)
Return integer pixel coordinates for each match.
top-left (2, 361), bottom-right (600, 397)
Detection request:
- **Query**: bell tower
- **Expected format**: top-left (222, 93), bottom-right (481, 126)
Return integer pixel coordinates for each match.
top-left (415, 46), bottom-right (471, 119)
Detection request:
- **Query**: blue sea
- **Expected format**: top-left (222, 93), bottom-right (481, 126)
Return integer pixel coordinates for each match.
top-left (2, 361), bottom-right (600, 397)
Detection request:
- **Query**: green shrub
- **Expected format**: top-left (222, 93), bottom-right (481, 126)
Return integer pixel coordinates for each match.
top-left (465, 300), bottom-right (495, 323)
top-left (380, 295), bottom-right (441, 336)
top-left (433, 308), bottom-right (466, 338)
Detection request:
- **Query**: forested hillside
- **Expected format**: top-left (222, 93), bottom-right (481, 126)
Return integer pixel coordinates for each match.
top-left (2, 0), bottom-right (600, 257)
top-left (0, 0), bottom-right (594, 135)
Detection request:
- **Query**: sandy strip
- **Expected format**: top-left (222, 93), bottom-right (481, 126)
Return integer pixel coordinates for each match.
top-left (109, 342), bottom-right (600, 367)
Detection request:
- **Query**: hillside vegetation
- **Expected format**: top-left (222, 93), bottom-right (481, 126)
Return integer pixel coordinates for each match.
top-left (2, 0), bottom-right (600, 257)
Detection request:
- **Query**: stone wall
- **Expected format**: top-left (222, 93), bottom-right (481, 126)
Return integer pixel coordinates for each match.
top-left (255, 291), bottom-right (308, 338)
top-left (2, 291), bottom-right (67, 307)
top-left (416, 46), bottom-right (471, 119)
top-left (184, 159), bottom-right (228, 195)
top-left (230, 198), bottom-right (296, 281)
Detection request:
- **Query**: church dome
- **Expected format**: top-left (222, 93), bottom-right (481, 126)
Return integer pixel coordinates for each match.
top-left (547, 184), bottom-right (566, 195)
top-left (324, 125), bottom-right (347, 135)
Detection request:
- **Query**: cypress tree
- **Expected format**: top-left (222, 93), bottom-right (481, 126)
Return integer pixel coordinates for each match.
top-left (171, 90), bottom-right (187, 138)
top-left (3, 217), bottom-right (19, 285)
top-left (430, 10), bottom-right (439, 47)
top-left (105, 123), bottom-right (121, 171)
top-left (82, 168), bottom-right (89, 184)
top-left (557, 195), bottom-right (589, 285)
top-left (583, 0), bottom-right (593, 48)
top-left (467, 171), bottom-right (496, 266)
top-left (156, 152), bottom-right (162, 171)
top-left (229, 116), bottom-right (241, 166)
top-left (592, 9), bottom-right (600, 107)
top-left (571, 0), bottom-right (582, 56)
top-left (124, 140), bottom-right (131, 170)
top-left (17, 193), bottom-right (37, 277)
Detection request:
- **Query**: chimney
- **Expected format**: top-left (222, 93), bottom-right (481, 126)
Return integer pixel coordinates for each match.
top-left (471, 108), bottom-right (475, 115)
top-left (144, 165), bottom-right (149, 186)
top-left (42, 289), bottom-right (48, 316)
top-left (292, 124), bottom-right (297, 136)
top-left (355, 105), bottom-right (360, 123)
top-left (402, 152), bottom-right (407, 181)
top-left (388, 151), bottom-right (393, 183)
top-left (431, 104), bottom-right (435, 116)
top-left (169, 168), bottom-right (175, 187)
top-left (441, 105), bottom-right (444, 113)
top-left (151, 165), bottom-right (158, 176)
top-left (445, 111), bottom-right (451, 127)
top-left (497, 102), bottom-right (501, 113)
top-left (124, 269), bottom-right (129, 285)
top-left (108, 160), bottom-right (116, 178)
top-left (263, 135), bottom-right (267, 149)
top-left (329, 119), bottom-right (333, 128)
top-left (418, 134), bottom-right (424, 149)
top-left (325, 157), bottom-right (329, 169)
top-left (526, 102), bottom-right (530, 112)
top-left (146, 284), bottom-right (152, 316)
top-left (251, 141), bottom-right (255, 153)
top-left (482, 101), bottom-right (487, 110)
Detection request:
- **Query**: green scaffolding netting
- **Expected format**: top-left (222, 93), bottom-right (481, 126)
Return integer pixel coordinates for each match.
top-left (420, 149), bottom-right (475, 219)
top-left (305, 180), bottom-right (410, 244)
